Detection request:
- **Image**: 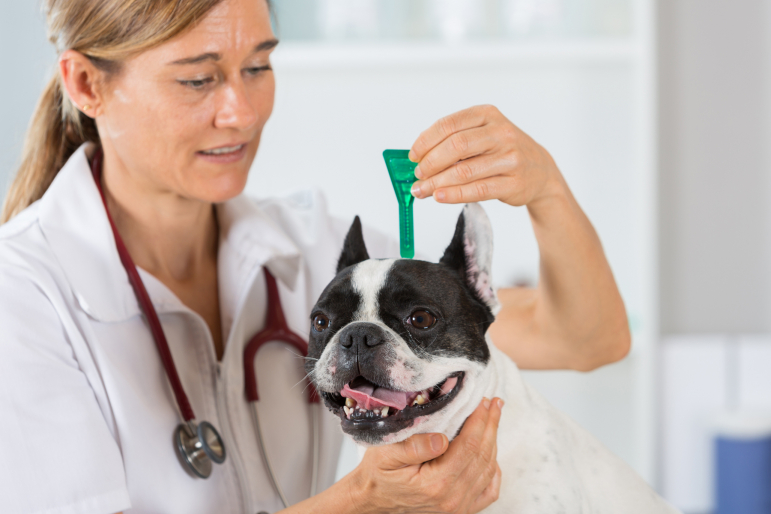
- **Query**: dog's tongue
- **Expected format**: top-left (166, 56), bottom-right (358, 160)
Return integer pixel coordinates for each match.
top-left (341, 382), bottom-right (410, 411)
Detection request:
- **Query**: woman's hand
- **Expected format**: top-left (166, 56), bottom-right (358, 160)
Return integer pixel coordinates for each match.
top-left (409, 105), bottom-right (561, 207)
top-left (409, 105), bottom-right (631, 372)
top-left (347, 398), bottom-right (503, 514)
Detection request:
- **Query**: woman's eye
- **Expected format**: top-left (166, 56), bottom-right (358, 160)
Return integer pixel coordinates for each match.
top-left (246, 65), bottom-right (272, 76)
top-left (407, 310), bottom-right (436, 330)
top-left (179, 77), bottom-right (213, 89)
top-left (312, 314), bottom-right (330, 332)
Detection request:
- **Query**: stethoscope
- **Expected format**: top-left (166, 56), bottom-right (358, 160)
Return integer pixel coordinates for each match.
top-left (90, 149), bottom-right (320, 508)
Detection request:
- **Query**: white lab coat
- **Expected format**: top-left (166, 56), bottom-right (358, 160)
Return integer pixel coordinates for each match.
top-left (0, 143), bottom-right (397, 514)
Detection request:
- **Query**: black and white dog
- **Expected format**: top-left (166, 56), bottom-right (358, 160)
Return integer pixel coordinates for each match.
top-left (307, 204), bottom-right (679, 513)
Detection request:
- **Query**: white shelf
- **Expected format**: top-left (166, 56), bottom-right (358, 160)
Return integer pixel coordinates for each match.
top-left (272, 38), bottom-right (640, 70)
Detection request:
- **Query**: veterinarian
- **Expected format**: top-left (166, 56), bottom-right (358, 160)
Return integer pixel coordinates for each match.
top-left (0, 0), bottom-right (631, 513)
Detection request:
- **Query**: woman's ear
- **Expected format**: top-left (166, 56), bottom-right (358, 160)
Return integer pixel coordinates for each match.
top-left (58, 49), bottom-right (105, 118)
top-left (337, 216), bottom-right (370, 274)
top-left (440, 203), bottom-right (500, 315)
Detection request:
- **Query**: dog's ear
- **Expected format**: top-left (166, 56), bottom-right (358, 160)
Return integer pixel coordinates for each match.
top-left (337, 216), bottom-right (370, 273)
top-left (440, 203), bottom-right (500, 315)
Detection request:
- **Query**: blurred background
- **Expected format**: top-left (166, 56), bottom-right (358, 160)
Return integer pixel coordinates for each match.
top-left (1, 1), bottom-right (769, 512)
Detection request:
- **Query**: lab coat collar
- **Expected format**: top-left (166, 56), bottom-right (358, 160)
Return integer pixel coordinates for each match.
top-left (38, 143), bottom-right (302, 323)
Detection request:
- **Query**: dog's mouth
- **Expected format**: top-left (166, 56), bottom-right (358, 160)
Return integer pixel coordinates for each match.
top-left (321, 371), bottom-right (465, 434)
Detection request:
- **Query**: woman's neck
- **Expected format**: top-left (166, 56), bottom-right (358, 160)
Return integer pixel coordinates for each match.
top-left (100, 150), bottom-right (219, 281)
top-left (99, 146), bottom-right (226, 359)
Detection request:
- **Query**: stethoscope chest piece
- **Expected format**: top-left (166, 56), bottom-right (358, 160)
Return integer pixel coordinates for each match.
top-left (175, 421), bottom-right (227, 479)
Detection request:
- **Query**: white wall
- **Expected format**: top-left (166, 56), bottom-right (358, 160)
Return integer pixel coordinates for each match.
top-left (0, 3), bottom-right (57, 193)
top-left (657, 2), bottom-right (771, 511)
top-left (658, 0), bottom-right (771, 334)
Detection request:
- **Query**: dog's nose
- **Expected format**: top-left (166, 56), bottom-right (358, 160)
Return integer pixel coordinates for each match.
top-left (339, 323), bottom-right (386, 349)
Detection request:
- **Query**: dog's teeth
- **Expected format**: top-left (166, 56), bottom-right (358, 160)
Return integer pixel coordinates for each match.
top-left (345, 398), bottom-right (355, 408)
top-left (416, 394), bottom-right (427, 405)
top-left (343, 406), bottom-right (351, 419)
top-left (381, 407), bottom-right (389, 417)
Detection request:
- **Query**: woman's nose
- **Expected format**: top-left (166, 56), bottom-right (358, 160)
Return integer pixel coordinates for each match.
top-left (214, 81), bottom-right (259, 130)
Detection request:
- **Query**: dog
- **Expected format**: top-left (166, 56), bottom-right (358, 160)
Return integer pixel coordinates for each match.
top-left (306, 204), bottom-right (680, 513)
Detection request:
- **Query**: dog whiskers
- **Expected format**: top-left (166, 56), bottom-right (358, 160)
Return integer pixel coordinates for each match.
top-left (290, 369), bottom-right (317, 392)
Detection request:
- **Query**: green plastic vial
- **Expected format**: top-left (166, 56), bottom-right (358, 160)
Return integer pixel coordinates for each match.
top-left (383, 149), bottom-right (419, 259)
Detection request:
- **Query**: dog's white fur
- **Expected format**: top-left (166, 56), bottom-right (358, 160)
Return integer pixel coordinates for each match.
top-left (314, 204), bottom-right (680, 513)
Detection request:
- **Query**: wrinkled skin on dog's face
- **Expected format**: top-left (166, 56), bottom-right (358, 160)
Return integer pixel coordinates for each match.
top-left (306, 205), bottom-right (500, 446)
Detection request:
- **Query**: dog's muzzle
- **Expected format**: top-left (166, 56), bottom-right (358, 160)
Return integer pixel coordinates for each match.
top-left (317, 322), bottom-right (465, 437)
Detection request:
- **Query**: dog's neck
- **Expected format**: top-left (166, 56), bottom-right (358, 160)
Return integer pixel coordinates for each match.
top-left (434, 334), bottom-right (514, 442)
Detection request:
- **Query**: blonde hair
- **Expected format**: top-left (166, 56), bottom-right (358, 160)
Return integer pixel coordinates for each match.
top-left (1, 0), bottom-right (226, 223)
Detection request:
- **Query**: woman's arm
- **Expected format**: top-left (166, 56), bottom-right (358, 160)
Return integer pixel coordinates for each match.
top-left (409, 105), bottom-right (631, 371)
top-left (489, 177), bottom-right (630, 371)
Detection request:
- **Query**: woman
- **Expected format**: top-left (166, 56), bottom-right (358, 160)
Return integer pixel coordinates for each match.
top-left (0, 0), bottom-right (630, 512)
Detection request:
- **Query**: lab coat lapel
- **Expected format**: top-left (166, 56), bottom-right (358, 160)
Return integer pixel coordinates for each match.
top-left (38, 143), bottom-right (140, 322)
top-left (216, 196), bottom-right (302, 346)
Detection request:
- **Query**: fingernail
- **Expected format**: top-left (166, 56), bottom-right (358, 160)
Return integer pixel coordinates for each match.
top-left (435, 190), bottom-right (446, 202)
top-left (411, 183), bottom-right (422, 198)
top-left (496, 398), bottom-right (505, 409)
top-left (414, 165), bottom-right (423, 179)
top-left (483, 397), bottom-right (491, 409)
top-left (430, 433), bottom-right (445, 453)
top-left (408, 150), bottom-right (417, 162)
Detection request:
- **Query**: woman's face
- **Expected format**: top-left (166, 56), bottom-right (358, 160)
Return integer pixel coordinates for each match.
top-left (96, 0), bottom-right (276, 203)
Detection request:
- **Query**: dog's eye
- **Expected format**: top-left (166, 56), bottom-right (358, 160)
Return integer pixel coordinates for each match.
top-left (408, 310), bottom-right (436, 329)
top-left (313, 314), bottom-right (330, 332)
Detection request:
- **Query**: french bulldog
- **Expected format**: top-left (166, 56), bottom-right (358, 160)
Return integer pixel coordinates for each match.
top-left (306, 204), bottom-right (679, 513)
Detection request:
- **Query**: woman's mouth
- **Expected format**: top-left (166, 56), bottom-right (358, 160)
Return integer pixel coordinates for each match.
top-left (197, 143), bottom-right (248, 163)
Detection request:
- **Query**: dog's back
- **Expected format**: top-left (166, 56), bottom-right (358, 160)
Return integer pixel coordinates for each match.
top-left (486, 343), bottom-right (678, 513)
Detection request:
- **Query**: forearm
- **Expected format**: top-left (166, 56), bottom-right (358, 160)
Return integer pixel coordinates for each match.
top-left (278, 472), bottom-right (362, 514)
top-left (490, 170), bottom-right (631, 371)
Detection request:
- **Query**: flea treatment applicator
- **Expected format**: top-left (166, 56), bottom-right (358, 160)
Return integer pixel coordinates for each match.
top-left (383, 149), bottom-right (419, 259)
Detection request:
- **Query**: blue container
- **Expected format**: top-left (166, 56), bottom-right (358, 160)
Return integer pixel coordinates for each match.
top-left (715, 420), bottom-right (771, 514)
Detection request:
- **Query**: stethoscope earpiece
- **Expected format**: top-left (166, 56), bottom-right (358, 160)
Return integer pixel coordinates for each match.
top-left (175, 420), bottom-right (226, 479)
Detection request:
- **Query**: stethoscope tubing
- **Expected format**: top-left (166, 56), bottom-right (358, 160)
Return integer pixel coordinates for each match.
top-left (243, 268), bottom-right (321, 507)
top-left (91, 149), bottom-right (196, 423)
top-left (249, 403), bottom-right (320, 508)
top-left (91, 148), bottom-right (320, 502)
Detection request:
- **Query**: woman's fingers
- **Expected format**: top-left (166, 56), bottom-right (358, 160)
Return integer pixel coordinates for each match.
top-left (414, 125), bottom-right (498, 181)
top-left (435, 176), bottom-right (512, 204)
top-left (412, 153), bottom-right (514, 200)
top-left (370, 432), bottom-right (449, 470)
top-left (460, 397), bottom-right (502, 478)
top-left (459, 398), bottom-right (503, 512)
top-left (410, 104), bottom-right (561, 208)
top-left (469, 463), bottom-right (503, 513)
top-left (436, 398), bottom-right (489, 467)
top-left (409, 105), bottom-right (499, 164)
top-left (433, 397), bottom-right (502, 513)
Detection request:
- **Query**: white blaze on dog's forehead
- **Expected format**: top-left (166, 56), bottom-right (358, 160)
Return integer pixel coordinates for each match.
top-left (351, 259), bottom-right (396, 321)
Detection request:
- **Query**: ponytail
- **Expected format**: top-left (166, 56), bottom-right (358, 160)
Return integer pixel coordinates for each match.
top-left (1, 74), bottom-right (99, 223)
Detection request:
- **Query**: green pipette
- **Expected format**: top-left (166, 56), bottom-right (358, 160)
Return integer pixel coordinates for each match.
top-left (383, 149), bottom-right (418, 259)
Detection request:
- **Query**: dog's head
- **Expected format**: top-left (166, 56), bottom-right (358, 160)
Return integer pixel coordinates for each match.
top-left (306, 204), bottom-right (499, 445)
